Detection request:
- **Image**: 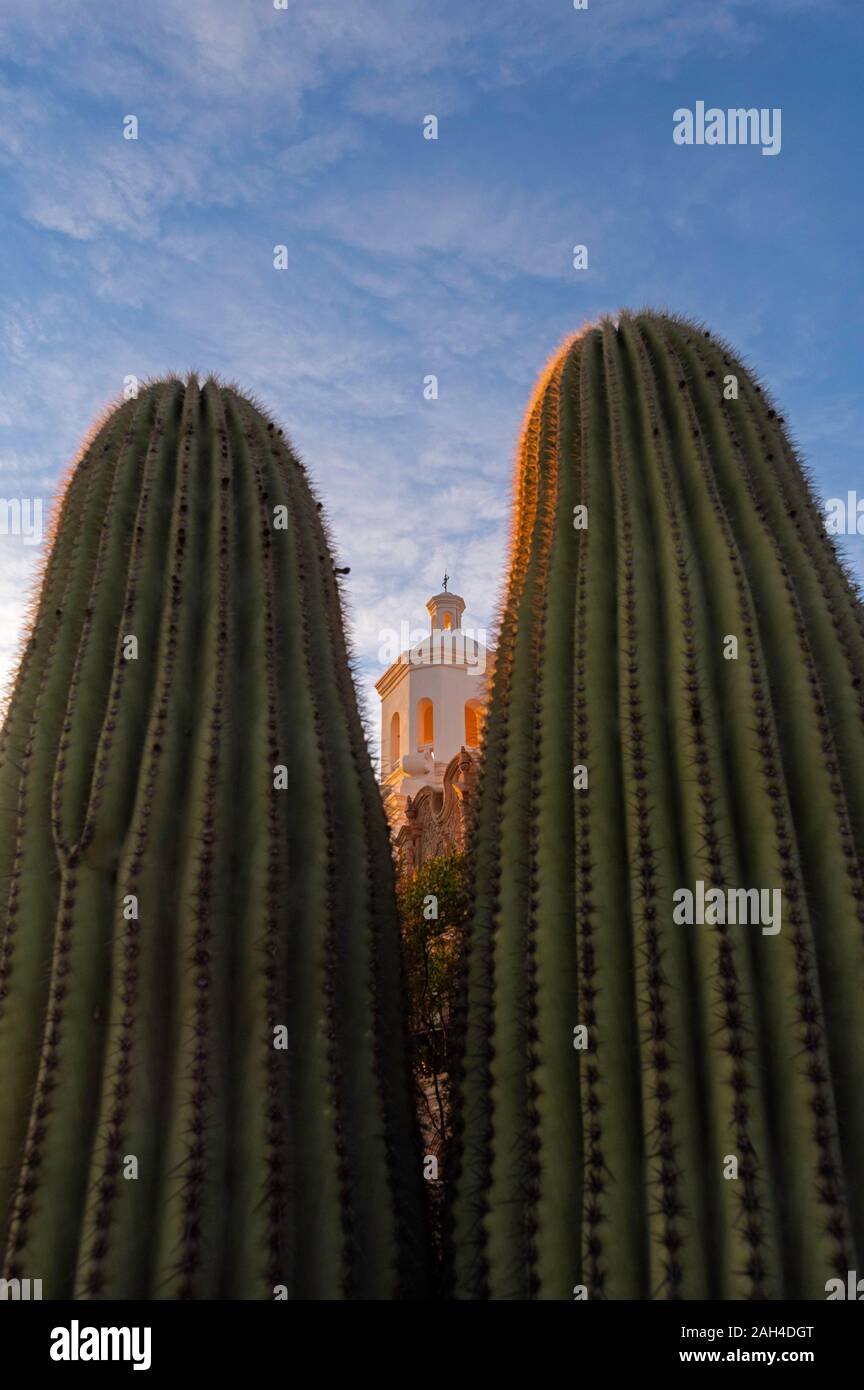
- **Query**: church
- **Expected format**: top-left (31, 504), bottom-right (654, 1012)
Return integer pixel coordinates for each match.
top-left (375, 580), bottom-right (492, 872)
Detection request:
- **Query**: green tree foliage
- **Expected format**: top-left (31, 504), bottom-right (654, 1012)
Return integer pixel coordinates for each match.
top-left (397, 851), bottom-right (469, 1148)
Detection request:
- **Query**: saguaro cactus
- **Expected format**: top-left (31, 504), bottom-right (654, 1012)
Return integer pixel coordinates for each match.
top-left (448, 311), bottom-right (864, 1300)
top-left (0, 376), bottom-right (428, 1299)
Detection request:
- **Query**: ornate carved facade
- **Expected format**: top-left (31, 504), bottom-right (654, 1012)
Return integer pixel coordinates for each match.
top-left (392, 748), bottom-right (478, 874)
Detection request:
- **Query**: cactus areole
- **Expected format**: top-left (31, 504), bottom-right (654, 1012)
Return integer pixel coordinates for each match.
top-left (447, 311), bottom-right (864, 1300)
top-left (0, 376), bottom-right (429, 1300)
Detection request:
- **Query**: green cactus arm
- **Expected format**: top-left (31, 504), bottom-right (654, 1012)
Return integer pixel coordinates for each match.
top-left (663, 320), bottom-right (863, 1272)
top-left (448, 310), bottom-right (864, 1301)
top-left (606, 321), bottom-right (713, 1298)
top-left (636, 315), bottom-right (790, 1296)
top-left (1, 375), bottom-right (430, 1300)
top-left (0, 424), bottom-right (129, 1259)
top-left (574, 330), bottom-right (645, 1297)
top-left (57, 385), bottom-right (183, 868)
top-left (484, 368), bottom-right (564, 1299)
top-left (50, 390), bottom-right (166, 861)
top-left (73, 380), bottom-right (212, 1298)
top-left (529, 342), bottom-right (583, 1299)
top-left (448, 382), bottom-right (549, 1297)
top-left (147, 382), bottom-right (250, 1299)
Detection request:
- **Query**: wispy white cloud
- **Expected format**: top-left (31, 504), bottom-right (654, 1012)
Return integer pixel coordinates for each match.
top-left (0, 0), bottom-right (829, 246)
top-left (299, 178), bottom-right (596, 282)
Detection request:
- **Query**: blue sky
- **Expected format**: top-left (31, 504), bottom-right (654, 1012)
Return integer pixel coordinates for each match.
top-left (1, 0), bottom-right (861, 746)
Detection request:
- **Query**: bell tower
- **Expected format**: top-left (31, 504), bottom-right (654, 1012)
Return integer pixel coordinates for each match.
top-left (426, 573), bottom-right (465, 633)
top-left (375, 580), bottom-right (490, 838)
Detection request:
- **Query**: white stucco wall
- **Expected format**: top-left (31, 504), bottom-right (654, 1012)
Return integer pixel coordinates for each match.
top-left (376, 593), bottom-right (491, 818)
top-left (381, 673), bottom-right (410, 779)
top-left (377, 639), bottom-right (489, 781)
top-left (403, 661), bottom-right (485, 762)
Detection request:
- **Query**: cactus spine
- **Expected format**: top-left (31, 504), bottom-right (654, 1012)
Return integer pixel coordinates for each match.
top-left (0, 376), bottom-right (428, 1300)
top-left (448, 311), bottom-right (864, 1300)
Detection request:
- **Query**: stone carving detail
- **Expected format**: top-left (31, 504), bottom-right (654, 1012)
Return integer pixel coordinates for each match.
top-left (394, 748), bottom-right (478, 874)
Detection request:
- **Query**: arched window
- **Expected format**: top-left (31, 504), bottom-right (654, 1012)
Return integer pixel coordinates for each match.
top-left (443, 612), bottom-right (453, 630)
top-left (465, 701), bottom-right (481, 748)
top-left (418, 697), bottom-right (434, 747)
top-left (389, 711), bottom-right (401, 770)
